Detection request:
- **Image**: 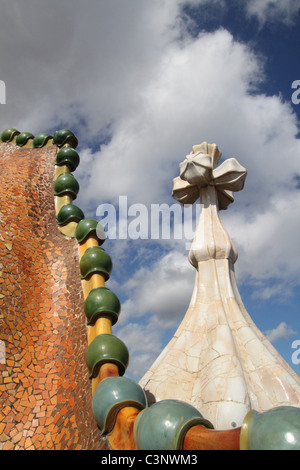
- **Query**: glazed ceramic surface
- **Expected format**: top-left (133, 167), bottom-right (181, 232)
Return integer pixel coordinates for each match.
top-left (54, 172), bottom-right (79, 199)
top-left (134, 399), bottom-right (213, 450)
top-left (140, 142), bottom-right (300, 429)
top-left (75, 218), bottom-right (105, 245)
top-left (86, 333), bottom-right (129, 378)
top-left (56, 203), bottom-right (84, 226)
top-left (80, 246), bottom-right (113, 281)
top-left (56, 147), bottom-right (80, 171)
top-left (92, 376), bottom-right (147, 434)
top-left (240, 406), bottom-right (300, 450)
top-left (84, 287), bottom-right (121, 326)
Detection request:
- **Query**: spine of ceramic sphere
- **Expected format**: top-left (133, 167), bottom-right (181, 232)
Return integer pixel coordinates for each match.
top-left (56, 147), bottom-right (80, 172)
top-left (54, 172), bottom-right (80, 200)
top-left (56, 203), bottom-right (85, 226)
top-left (16, 132), bottom-right (34, 148)
top-left (53, 128), bottom-right (78, 149)
top-left (32, 133), bottom-right (53, 148)
top-left (51, 132), bottom-right (132, 441)
top-left (52, 134), bottom-right (117, 394)
top-left (2, 130), bottom-right (53, 148)
top-left (76, 219), bottom-right (137, 437)
top-left (77, 235), bottom-right (106, 301)
top-left (92, 377), bottom-right (147, 435)
top-left (86, 333), bottom-right (129, 379)
top-left (53, 140), bottom-right (85, 238)
top-left (75, 218), bottom-right (124, 392)
top-left (84, 287), bottom-right (121, 326)
top-left (79, 246), bottom-right (113, 281)
top-left (133, 399), bottom-right (214, 450)
top-left (240, 406), bottom-right (300, 450)
top-left (75, 218), bottom-right (105, 246)
top-left (0, 127), bottom-right (20, 143)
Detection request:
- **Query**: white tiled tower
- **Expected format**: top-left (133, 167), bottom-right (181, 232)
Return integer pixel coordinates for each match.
top-left (140, 142), bottom-right (300, 429)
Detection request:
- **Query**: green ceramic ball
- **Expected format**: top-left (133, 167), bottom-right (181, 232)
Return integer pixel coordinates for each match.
top-left (79, 246), bottom-right (112, 281)
top-left (84, 287), bottom-right (121, 326)
top-left (92, 376), bottom-right (147, 434)
top-left (134, 399), bottom-right (213, 450)
top-left (86, 333), bottom-right (129, 378)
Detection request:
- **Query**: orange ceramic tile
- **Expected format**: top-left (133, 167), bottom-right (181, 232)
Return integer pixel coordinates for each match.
top-left (0, 142), bottom-right (107, 450)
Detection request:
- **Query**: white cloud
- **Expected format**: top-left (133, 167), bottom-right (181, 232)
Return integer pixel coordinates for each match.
top-left (117, 249), bottom-right (195, 325)
top-left (226, 190), bottom-right (300, 298)
top-left (78, 28), bottom-right (265, 207)
top-left (75, 23), bottom-right (300, 303)
top-left (115, 320), bottom-right (164, 379)
top-left (265, 322), bottom-right (298, 343)
top-left (1, 0), bottom-right (222, 137)
top-left (0, 0), bottom-right (177, 132)
top-left (245, 0), bottom-right (300, 25)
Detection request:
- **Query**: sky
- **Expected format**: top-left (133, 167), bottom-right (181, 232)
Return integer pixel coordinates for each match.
top-left (0, 0), bottom-right (300, 381)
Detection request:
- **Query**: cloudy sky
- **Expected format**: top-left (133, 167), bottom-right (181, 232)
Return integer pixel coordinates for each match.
top-left (1, 0), bottom-right (300, 380)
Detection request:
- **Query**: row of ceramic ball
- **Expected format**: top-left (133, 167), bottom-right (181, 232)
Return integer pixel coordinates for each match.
top-left (53, 141), bottom-right (226, 451)
top-left (81, 353), bottom-right (300, 451)
top-left (0, 127), bottom-right (87, 235)
top-left (0, 126), bottom-right (84, 227)
top-left (46, 133), bottom-right (132, 384)
top-left (0, 127), bottom-right (78, 148)
top-left (50, 131), bottom-right (150, 446)
top-left (77, 234), bottom-right (207, 447)
top-left (75, 219), bottom-right (214, 450)
top-left (77, 222), bottom-right (215, 449)
top-left (85, 373), bottom-right (300, 450)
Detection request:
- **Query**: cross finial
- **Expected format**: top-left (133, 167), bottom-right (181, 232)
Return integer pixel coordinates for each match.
top-left (172, 142), bottom-right (247, 210)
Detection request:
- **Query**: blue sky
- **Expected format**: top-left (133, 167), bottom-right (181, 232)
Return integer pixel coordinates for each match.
top-left (0, 0), bottom-right (300, 380)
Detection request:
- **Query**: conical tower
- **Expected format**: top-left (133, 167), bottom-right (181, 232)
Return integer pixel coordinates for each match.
top-left (140, 142), bottom-right (300, 430)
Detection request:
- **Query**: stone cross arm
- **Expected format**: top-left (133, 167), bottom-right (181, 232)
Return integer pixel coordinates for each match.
top-left (172, 142), bottom-right (247, 210)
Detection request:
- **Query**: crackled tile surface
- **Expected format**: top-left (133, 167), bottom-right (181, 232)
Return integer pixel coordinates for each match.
top-left (0, 143), bottom-right (107, 450)
top-left (140, 143), bottom-right (300, 430)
